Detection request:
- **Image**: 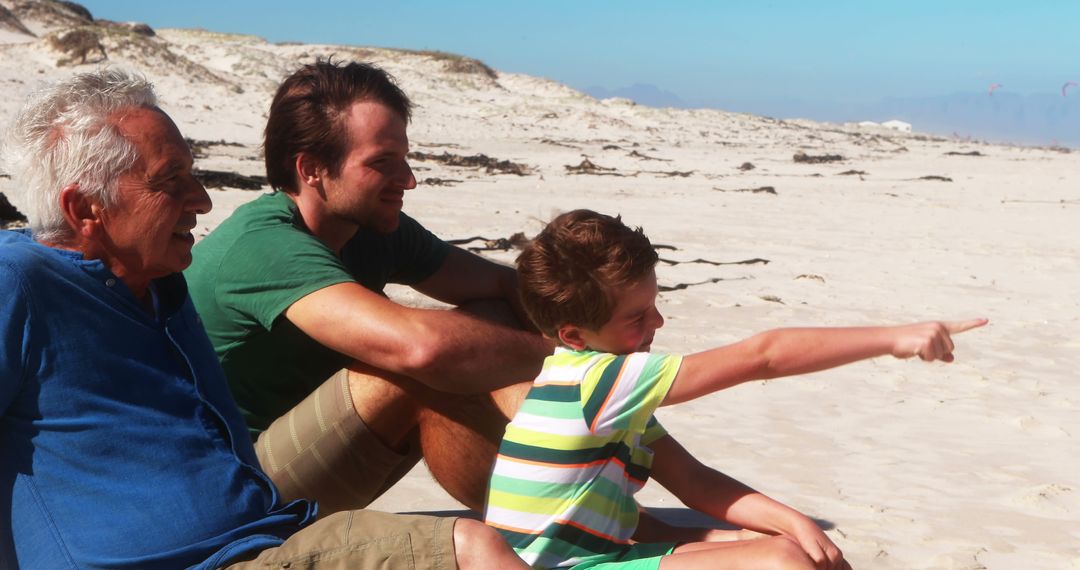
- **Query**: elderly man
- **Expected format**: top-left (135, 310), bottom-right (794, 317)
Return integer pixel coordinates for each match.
top-left (0, 69), bottom-right (525, 569)
top-left (185, 60), bottom-right (551, 514)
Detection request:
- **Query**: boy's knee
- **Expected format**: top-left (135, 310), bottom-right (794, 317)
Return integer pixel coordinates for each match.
top-left (452, 518), bottom-right (523, 569)
top-left (764, 536), bottom-right (817, 570)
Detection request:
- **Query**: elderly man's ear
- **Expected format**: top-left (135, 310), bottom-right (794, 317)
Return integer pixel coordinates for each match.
top-left (58, 184), bottom-right (102, 239)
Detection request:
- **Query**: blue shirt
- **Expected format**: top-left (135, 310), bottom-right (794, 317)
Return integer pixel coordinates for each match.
top-left (0, 229), bottom-right (315, 569)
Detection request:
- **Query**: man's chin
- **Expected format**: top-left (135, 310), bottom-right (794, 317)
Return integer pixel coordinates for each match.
top-left (165, 247), bottom-right (194, 273)
top-left (372, 215), bottom-right (401, 234)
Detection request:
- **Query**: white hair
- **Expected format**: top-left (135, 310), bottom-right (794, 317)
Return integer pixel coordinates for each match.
top-left (1, 69), bottom-right (157, 243)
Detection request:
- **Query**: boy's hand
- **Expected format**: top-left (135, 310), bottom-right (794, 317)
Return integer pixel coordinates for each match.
top-left (889, 318), bottom-right (988, 363)
top-left (785, 516), bottom-right (846, 570)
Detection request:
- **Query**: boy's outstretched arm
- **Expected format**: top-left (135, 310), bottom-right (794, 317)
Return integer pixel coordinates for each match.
top-left (664, 318), bottom-right (987, 405)
top-left (646, 435), bottom-right (847, 570)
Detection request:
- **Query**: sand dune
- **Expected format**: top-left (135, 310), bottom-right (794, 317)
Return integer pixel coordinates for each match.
top-left (1, 2), bottom-right (1078, 568)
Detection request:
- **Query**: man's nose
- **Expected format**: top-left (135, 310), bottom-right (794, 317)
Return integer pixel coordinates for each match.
top-left (399, 160), bottom-right (417, 190)
top-left (186, 176), bottom-right (213, 214)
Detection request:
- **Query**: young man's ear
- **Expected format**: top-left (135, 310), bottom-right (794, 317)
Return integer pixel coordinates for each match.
top-left (57, 183), bottom-right (100, 239)
top-left (295, 153), bottom-right (324, 190)
top-left (557, 324), bottom-right (588, 351)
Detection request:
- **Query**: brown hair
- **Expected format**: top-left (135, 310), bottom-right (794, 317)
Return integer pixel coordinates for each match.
top-left (517, 209), bottom-right (658, 337)
top-left (264, 59), bottom-right (412, 193)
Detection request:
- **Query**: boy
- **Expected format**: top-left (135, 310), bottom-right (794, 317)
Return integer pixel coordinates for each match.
top-left (483, 209), bottom-right (985, 570)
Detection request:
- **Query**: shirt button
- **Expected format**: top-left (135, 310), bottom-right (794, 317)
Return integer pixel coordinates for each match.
top-left (105, 278), bottom-right (116, 287)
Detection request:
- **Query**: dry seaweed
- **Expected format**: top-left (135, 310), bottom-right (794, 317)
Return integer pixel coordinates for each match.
top-left (565, 158), bottom-right (624, 176)
top-left (659, 276), bottom-right (748, 292)
top-left (629, 150), bottom-right (670, 162)
top-left (539, 138), bottom-right (580, 149)
top-left (186, 138), bottom-right (244, 159)
top-left (446, 233), bottom-right (529, 252)
top-left (944, 151), bottom-right (984, 156)
top-left (421, 177), bottom-right (463, 187)
top-left (794, 152), bottom-right (844, 164)
top-left (659, 257), bottom-right (769, 267)
top-left (713, 186), bottom-right (777, 195)
top-left (409, 151), bottom-right (529, 176)
top-left (193, 169), bottom-right (268, 190)
top-left (1001, 198), bottom-right (1080, 205)
top-left (737, 162), bottom-right (756, 171)
top-left (915, 175), bottom-right (953, 182)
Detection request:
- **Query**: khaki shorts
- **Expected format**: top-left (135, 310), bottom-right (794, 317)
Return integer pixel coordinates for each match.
top-left (255, 370), bottom-right (423, 516)
top-left (222, 510), bottom-right (456, 569)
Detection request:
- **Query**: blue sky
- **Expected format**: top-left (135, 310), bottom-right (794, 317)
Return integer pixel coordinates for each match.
top-left (78, 1), bottom-right (1079, 119)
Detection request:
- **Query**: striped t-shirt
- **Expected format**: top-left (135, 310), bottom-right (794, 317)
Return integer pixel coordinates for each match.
top-left (484, 347), bottom-right (683, 568)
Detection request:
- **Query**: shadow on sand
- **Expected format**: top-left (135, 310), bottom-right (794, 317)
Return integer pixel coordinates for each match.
top-left (398, 507), bottom-right (838, 531)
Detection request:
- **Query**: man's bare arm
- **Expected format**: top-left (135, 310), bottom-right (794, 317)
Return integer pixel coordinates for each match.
top-left (283, 247), bottom-right (550, 392)
top-left (412, 246), bottom-right (535, 331)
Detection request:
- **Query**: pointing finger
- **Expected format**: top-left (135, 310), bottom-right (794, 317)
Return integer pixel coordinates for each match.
top-left (945, 318), bottom-right (989, 334)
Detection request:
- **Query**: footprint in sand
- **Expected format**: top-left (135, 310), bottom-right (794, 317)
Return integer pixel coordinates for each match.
top-left (1009, 483), bottom-right (1078, 516)
top-left (1010, 415), bottom-right (1070, 438)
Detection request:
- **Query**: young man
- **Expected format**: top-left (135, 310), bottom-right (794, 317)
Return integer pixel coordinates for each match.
top-left (0, 69), bottom-right (525, 570)
top-left (185, 60), bottom-right (550, 514)
top-left (484, 209), bottom-right (986, 570)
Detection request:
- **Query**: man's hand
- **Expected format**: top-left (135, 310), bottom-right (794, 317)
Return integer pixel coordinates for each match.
top-left (889, 318), bottom-right (988, 363)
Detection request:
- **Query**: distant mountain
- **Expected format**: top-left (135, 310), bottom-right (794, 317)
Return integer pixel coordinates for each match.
top-left (697, 91), bottom-right (1080, 149)
top-left (863, 92), bottom-right (1080, 147)
top-left (584, 83), bottom-right (686, 108)
top-left (583, 84), bottom-right (1080, 147)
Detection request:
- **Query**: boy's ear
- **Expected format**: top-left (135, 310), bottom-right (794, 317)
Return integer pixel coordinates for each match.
top-left (557, 324), bottom-right (588, 351)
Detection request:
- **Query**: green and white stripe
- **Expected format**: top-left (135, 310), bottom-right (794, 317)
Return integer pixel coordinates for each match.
top-left (484, 348), bottom-right (681, 568)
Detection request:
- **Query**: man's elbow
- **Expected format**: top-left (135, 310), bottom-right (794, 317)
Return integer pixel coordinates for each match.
top-left (397, 339), bottom-right (443, 378)
top-left (393, 332), bottom-right (474, 390)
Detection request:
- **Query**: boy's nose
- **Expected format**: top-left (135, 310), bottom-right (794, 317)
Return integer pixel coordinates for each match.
top-left (650, 307), bottom-right (665, 329)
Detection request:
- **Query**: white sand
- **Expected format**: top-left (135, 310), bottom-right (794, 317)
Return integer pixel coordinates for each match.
top-left (2, 4), bottom-right (1078, 568)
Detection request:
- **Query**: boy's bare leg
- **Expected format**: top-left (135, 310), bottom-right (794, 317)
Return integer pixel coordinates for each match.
top-left (659, 536), bottom-right (827, 570)
top-left (454, 519), bottom-right (529, 569)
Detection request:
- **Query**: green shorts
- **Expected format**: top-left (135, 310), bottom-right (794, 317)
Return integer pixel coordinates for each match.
top-left (570, 543), bottom-right (678, 570)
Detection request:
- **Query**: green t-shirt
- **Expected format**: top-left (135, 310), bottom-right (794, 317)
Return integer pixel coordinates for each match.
top-left (185, 191), bottom-right (449, 435)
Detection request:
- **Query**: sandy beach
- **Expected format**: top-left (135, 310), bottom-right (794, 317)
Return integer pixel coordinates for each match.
top-left (2, 3), bottom-right (1078, 568)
